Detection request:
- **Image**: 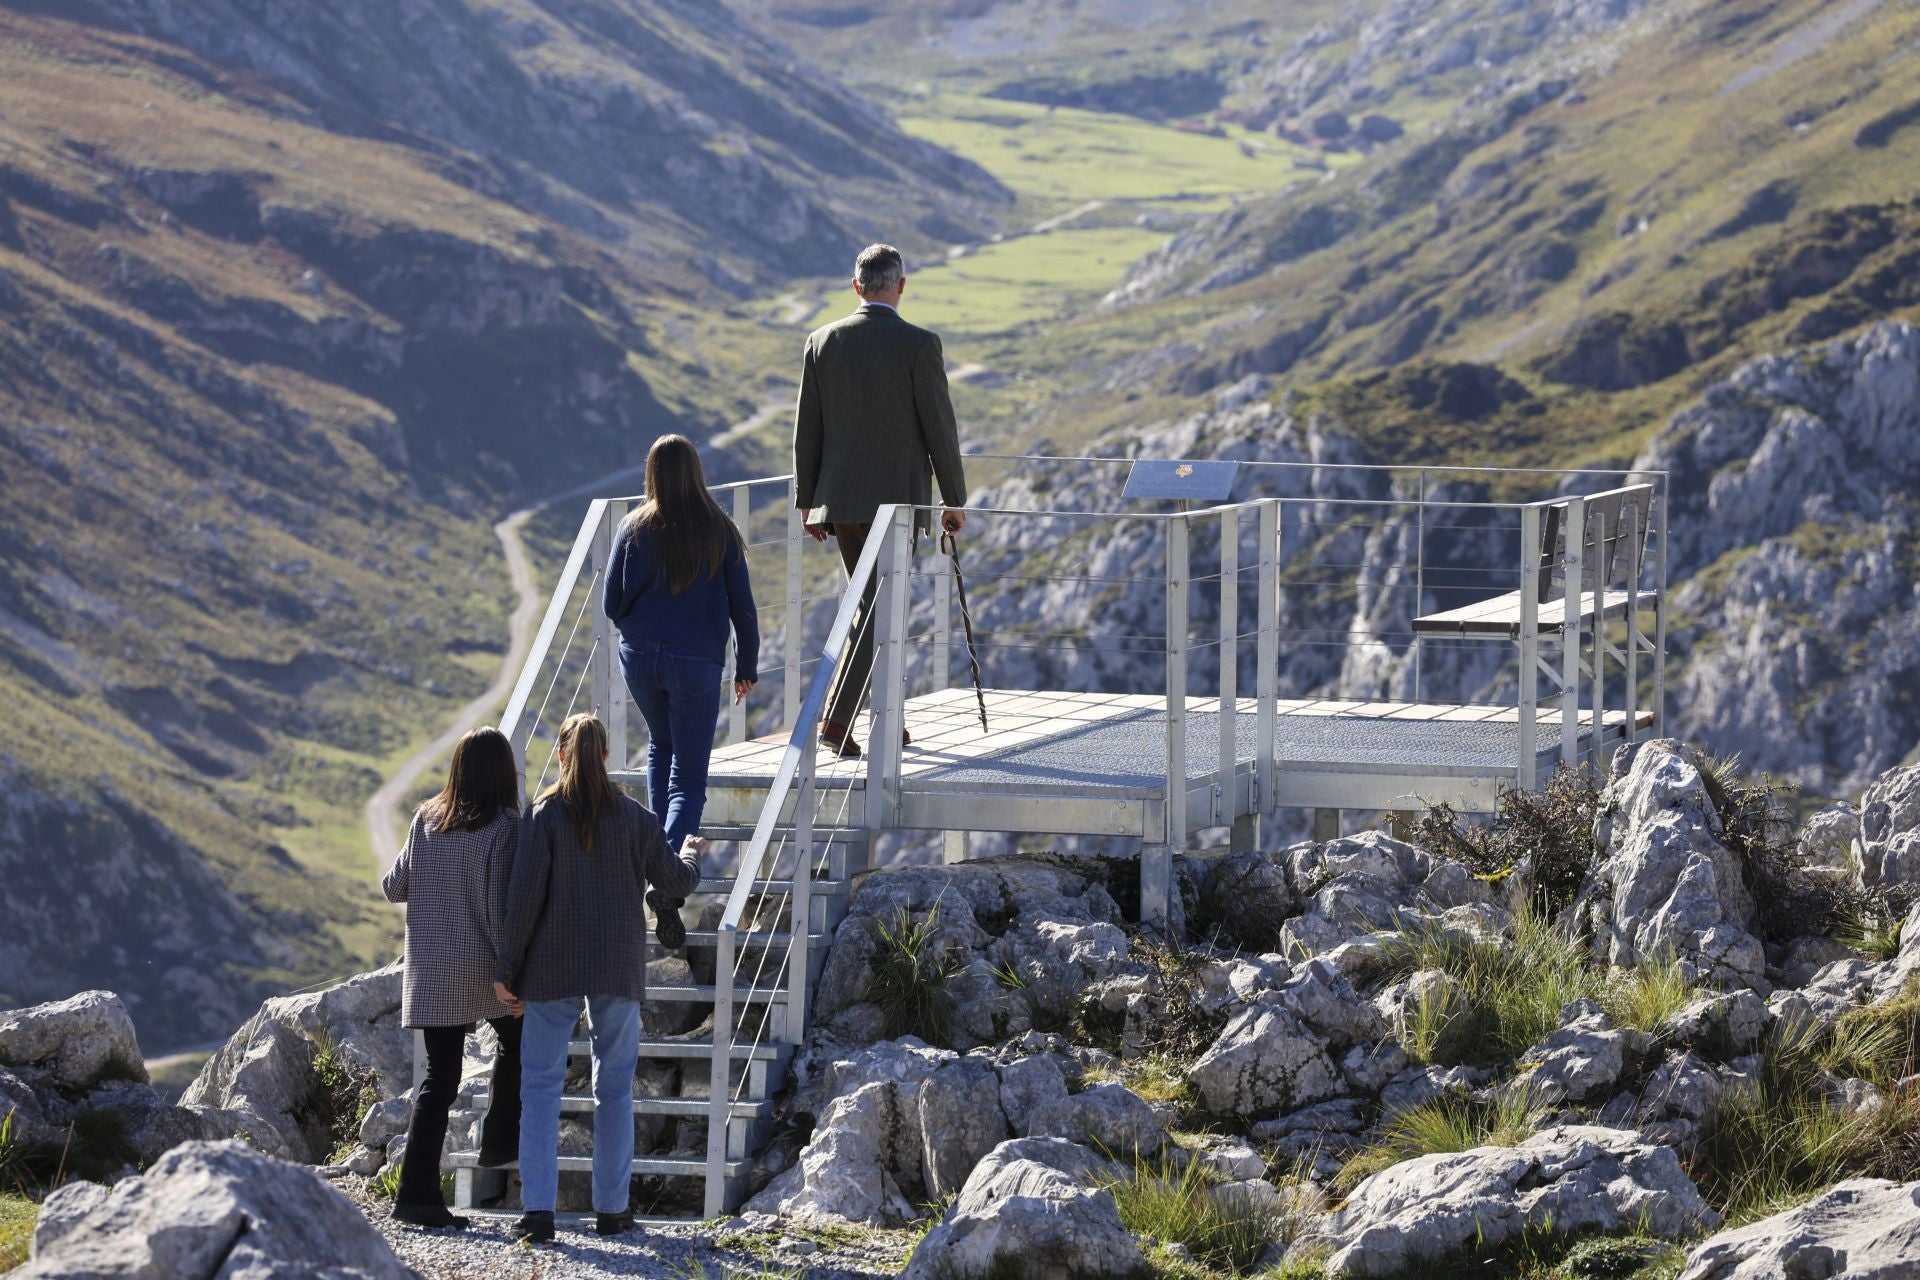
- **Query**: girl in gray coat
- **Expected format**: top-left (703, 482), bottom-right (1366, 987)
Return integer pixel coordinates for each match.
top-left (380, 726), bottom-right (524, 1230)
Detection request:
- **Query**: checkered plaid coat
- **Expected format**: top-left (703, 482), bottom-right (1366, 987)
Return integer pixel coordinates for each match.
top-left (381, 807), bottom-right (519, 1028)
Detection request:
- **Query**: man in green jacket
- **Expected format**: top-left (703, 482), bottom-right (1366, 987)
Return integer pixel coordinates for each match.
top-left (793, 242), bottom-right (968, 758)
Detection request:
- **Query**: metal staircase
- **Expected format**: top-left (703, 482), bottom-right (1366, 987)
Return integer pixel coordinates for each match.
top-left (443, 476), bottom-right (883, 1220)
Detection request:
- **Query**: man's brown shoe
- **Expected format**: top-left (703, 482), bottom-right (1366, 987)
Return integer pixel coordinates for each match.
top-left (821, 720), bottom-right (862, 759)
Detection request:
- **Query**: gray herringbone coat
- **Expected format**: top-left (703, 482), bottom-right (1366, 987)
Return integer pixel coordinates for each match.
top-left (382, 808), bottom-right (520, 1028)
top-left (494, 794), bottom-right (699, 1004)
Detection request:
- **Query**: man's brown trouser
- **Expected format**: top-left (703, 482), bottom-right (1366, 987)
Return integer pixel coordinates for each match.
top-left (824, 521), bottom-right (876, 731)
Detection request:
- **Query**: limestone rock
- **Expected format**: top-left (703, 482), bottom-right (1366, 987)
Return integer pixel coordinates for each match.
top-left (898, 1138), bottom-right (1143, 1280)
top-left (1860, 765), bottom-right (1920, 893)
top-left (0, 992), bottom-right (146, 1091)
top-left (1278, 834), bottom-right (1496, 959)
top-left (918, 1058), bottom-right (1010, 1201)
top-left (18, 1140), bottom-right (409, 1279)
top-left (1201, 851), bottom-right (1298, 949)
top-left (180, 962), bottom-right (406, 1162)
top-left (1190, 1005), bottom-right (1342, 1117)
top-left (1676, 1177), bottom-right (1920, 1280)
top-left (742, 1082), bottom-right (917, 1226)
top-left (1379, 1064), bottom-right (1489, 1116)
top-left (29, 1182), bottom-right (109, 1257)
top-left (998, 1053), bottom-right (1070, 1136)
top-left (1662, 990), bottom-right (1771, 1054)
top-left (1510, 1001), bottom-right (1649, 1105)
top-left (1263, 958), bottom-right (1385, 1051)
top-left (1027, 1082), bottom-right (1163, 1159)
top-left (1577, 741), bottom-right (1767, 991)
top-left (1796, 803), bottom-right (1861, 879)
top-left (1296, 1124), bottom-right (1719, 1277)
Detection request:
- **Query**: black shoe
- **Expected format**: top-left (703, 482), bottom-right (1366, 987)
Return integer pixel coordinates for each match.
top-left (392, 1201), bottom-right (470, 1230)
top-left (510, 1211), bottom-right (555, 1244)
top-left (595, 1211), bottom-right (635, 1237)
top-left (475, 1145), bottom-right (517, 1169)
top-left (647, 889), bottom-right (686, 949)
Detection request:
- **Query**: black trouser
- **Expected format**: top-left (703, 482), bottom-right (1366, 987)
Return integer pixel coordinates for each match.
top-left (396, 1015), bottom-right (522, 1207)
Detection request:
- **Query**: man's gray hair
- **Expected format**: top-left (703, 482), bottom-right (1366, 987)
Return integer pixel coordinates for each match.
top-left (855, 243), bottom-right (905, 294)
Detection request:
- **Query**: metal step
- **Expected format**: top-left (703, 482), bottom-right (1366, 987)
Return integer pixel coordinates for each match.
top-left (693, 876), bottom-right (846, 897)
top-left (564, 1037), bottom-right (791, 1063)
top-left (648, 983), bottom-right (788, 1004)
top-left (446, 1150), bottom-right (750, 1179)
top-left (469, 1088), bottom-right (776, 1120)
top-left (679, 928), bottom-right (828, 949)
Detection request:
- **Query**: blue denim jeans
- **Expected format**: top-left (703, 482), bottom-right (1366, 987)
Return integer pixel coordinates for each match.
top-left (620, 640), bottom-right (723, 850)
top-left (517, 995), bottom-right (640, 1215)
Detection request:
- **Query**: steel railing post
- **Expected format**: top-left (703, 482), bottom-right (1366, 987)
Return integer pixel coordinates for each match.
top-left (785, 484), bottom-right (804, 732)
top-left (1654, 481), bottom-right (1668, 737)
top-left (727, 486), bottom-right (752, 744)
top-left (1415, 468), bottom-right (1427, 701)
top-left (1590, 505), bottom-right (1606, 759)
top-left (865, 505), bottom-right (912, 834)
top-left (1256, 500), bottom-right (1279, 816)
top-left (931, 542), bottom-right (953, 695)
top-left (1624, 503), bottom-right (1641, 745)
top-left (1518, 504), bottom-right (1541, 785)
top-left (1561, 496), bottom-right (1586, 766)
top-left (1216, 506), bottom-right (1238, 830)
top-left (703, 924), bottom-right (736, 1219)
top-left (1166, 516), bottom-right (1189, 850)
top-left (606, 499), bottom-right (629, 768)
top-left (590, 504), bottom-right (614, 727)
top-left (787, 733), bottom-right (816, 1045)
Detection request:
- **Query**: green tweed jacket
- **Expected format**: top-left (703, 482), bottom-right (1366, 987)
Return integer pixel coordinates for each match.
top-left (792, 303), bottom-right (968, 530)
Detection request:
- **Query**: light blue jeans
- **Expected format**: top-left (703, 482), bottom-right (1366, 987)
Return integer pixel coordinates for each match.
top-left (518, 995), bottom-right (640, 1215)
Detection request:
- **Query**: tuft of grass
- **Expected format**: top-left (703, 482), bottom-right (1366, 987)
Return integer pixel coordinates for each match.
top-left (1378, 908), bottom-right (1600, 1066)
top-left (1687, 1006), bottom-right (1920, 1222)
top-left (1333, 1090), bottom-right (1547, 1196)
top-left (299, 1031), bottom-right (382, 1165)
top-left (368, 1164), bottom-right (402, 1201)
top-left (866, 905), bottom-right (963, 1046)
top-left (1102, 1154), bottom-right (1300, 1276)
top-left (0, 1190), bottom-right (35, 1272)
top-left (1599, 954), bottom-right (1700, 1037)
top-left (1837, 907), bottom-right (1907, 962)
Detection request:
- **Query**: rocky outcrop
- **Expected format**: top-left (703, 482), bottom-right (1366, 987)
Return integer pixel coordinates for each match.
top-left (18, 1141), bottom-right (410, 1280)
top-left (0, 992), bottom-right (146, 1093)
top-left (1508, 1000), bottom-right (1648, 1105)
top-left (1576, 740), bottom-right (1767, 991)
top-left (1189, 1004), bottom-right (1343, 1118)
top-left (1859, 765), bottom-right (1920, 893)
top-left (898, 1138), bottom-right (1142, 1280)
top-left (180, 963), bottom-right (407, 1161)
top-left (1676, 1178), bottom-right (1920, 1280)
top-left (1292, 1125), bottom-right (1718, 1277)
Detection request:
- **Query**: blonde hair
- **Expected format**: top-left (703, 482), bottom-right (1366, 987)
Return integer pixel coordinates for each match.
top-left (538, 713), bottom-right (618, 851)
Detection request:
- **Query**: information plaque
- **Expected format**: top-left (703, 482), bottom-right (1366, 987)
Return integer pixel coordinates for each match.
top-left (1121, 458), bottom-right (1240, 503)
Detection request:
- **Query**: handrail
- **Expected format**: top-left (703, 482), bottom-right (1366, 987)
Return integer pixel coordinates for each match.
top-left (599, 473), bottom-right (795, 504)
top-left (966, 451), bottom-right (1669, 481)
top-left (716, 500), bottom-right (900, 931)
top-left (501, 499), bottom-right (609, 756)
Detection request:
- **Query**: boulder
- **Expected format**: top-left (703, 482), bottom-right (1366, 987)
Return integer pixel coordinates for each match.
top-left (1598, 1052), bottom-right (1725, 1149)
top-left (1873, 899), bottom-right (1920, 1000)
top-left (1378, 1064), bottom-right (1489, 1116)
top-left (742, 1082), bottom-right (917, 1226)
top-left (1676, 1177), bottom-right (1920, 1279)
top-left (1577, 741), bottom-right (1767, 991)
top-left (918, 1058), bottom-right (1010, 1200)
top-left (998, 1053), bottom-right (1070, 1136)
top-left (1200, 851), bottom-right (1298, 949)
top-left (898, 1138), bottom-right (1143, 1280)
top-left (179, 962), bottom-right (406, 1162)
top-left (1509, 1001), bottom-right (1649, 1105)
top-left (1278, 834), bottom-right (1496, 958)
top-left (1796, 803), bottom-right (1861, 879)
top-left (18, 1141), bottom-right (409, 1280)
top-left (1859, 765), bottom-right (1920, 893)
top-left (1293, 1125), bottom-right (1719, 1277)
top-left (29, 1182), bottom-right (109, 1256)
top-left (1027, 1082), bottom-right (1163, 1159)
top-left (1263, 959), bottom-right (1385, 1051)
top-left (1190, 1005), bottom-right (1342, 1117)
top-left (0, 992), bottom-right (146, 1091)
top-left (1662, 990), bottom-right (1772, 1054)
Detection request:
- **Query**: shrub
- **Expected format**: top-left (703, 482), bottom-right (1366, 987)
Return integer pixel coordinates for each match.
top-left (1408, 765), bottom-right (1603, 917)
top-left (298, 1032), bottom-right (381, 1164)
top-left (866, 905), bottom-right (962, 1045)
top-left (1696, 752), bottom-right (1860, 942)
top-left (1103, 1154), bottom-right (1301, 1276)
top-left (1125, 940), bottom-right (1231, 1062)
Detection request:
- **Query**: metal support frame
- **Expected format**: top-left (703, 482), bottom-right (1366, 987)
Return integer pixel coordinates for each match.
top-left (729, 486), bottom-right (752, 744)
top-left (786, 740), bottom-right (815, 1045)
top-left (1216, 506), bottom-right (1238, 829)
top-left (590, 504), bottom-right (615, 732)
top-left (703, 925), bottom-right (736, 1220)
top-left (1414, 468), bottom-right (1427, 700)
top-left (1256, 500), bottom-right (1279, 817)
top-left (1147, 516), bottom-right (1190, 933)
top-left (1653, 483), bottom-right (1668, 736)
top-left (1517, 504), bottom-right (1541, 779)
top-left (605, 499), bottom-right (628, 767)
top-left (931, 540), bottom-right (953, 695)
top-left (866, 506), bottom-right (912, 834)
top-left (1560, 496), bottom-right (1585, 766)
top-left (785, 484), bottom-right (804, 731)
top-left (1624, 503), bottom-right (1641, 745)
top-left (1589, 505), bottom-right (1606, 756)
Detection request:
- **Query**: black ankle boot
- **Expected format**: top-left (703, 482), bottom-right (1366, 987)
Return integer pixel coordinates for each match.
top-left (510, 1210), bottom-right (555, 1244)
top-left (595, 1210), bottom-right (635, 1236)
top-left (392, 1201), bottom-right (470, 1230)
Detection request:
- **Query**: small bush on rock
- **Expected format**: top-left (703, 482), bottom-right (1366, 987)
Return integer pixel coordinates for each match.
top-left (1380, 909), bottom-right (1597, 1065)
top-left (1332, 1090), bottom-right (1546, 1195)
top-left (1697, 752), bottom-right (1863, 942)
top-left (1127, 942), bottom-right (1230, 1062)
top-left (867, 905), bottom-right (963, 1045)
top-left (298, 1031), bottom-right (381, 1164)
top-left (1408, 765), bottom-right (1603, 916)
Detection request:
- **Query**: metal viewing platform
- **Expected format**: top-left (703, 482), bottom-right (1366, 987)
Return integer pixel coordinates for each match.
top-left (444, 453), bottom-right (1667, 1219)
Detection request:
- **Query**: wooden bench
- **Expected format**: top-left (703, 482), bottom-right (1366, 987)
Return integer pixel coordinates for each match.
top-left (1413, 484), bottom-right (1653, 639)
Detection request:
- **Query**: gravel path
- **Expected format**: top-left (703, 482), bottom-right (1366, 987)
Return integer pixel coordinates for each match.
top-left (339, 1178), bottom-right (914, 1280)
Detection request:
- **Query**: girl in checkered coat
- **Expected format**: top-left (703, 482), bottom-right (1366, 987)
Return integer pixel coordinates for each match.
top-left (380, 725), bottom-right (524, 1230)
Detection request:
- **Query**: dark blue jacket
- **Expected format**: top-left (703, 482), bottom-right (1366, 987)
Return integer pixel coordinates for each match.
top-left (602, 519), bottom-right (759, 682)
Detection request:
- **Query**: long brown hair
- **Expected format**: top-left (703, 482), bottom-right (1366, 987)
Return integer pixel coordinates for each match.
top-left (627, 434), bottom-right (739, 595)
top-left (538, 713), bottom-right (619, 851)
top-left (419, 726), bottom-right (519, 833)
